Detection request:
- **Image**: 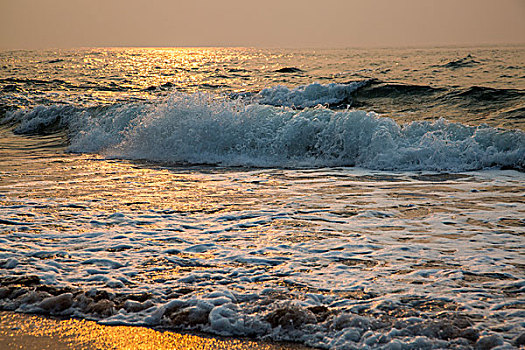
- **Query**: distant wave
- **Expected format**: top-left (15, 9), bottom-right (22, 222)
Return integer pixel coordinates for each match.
top-left (349, 79), bottom-right (445, 99)
top-left (274, 67), bottom-right (304, 73)
top-left (441, 54), bottom-right (480, 69)
top-left (4, 92), bottom-right (524, 171)
top-left (44, 58), bottom-right (65, 64)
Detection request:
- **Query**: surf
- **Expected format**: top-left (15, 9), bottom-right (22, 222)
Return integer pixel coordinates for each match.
top-left (4, 91), bottom-right (524, 171)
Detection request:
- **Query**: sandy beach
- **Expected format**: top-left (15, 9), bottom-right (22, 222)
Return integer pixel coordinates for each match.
top-left (0, 311), bottom-right (311, 350)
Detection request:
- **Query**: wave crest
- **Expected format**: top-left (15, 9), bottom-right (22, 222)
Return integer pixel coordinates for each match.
top-left (254, 81), bottom-right (368, 108)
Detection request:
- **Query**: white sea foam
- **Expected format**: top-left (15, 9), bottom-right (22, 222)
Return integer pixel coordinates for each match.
top-left (6, 92), bottom-right (525, 171)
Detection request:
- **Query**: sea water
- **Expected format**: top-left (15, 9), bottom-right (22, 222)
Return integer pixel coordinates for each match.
top-left (0, 47), bottom-right (524, 349)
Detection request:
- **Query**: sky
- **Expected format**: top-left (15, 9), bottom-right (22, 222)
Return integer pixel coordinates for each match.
top-left (1, 0), bottom-right (524, 49)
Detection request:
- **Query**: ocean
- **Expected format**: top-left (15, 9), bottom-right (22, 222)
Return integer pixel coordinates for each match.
top-left (0, 46), bottom-right (524, 349)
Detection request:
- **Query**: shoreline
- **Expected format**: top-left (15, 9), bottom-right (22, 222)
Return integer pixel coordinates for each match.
top-left (0, 311), bottom-right (313, 350)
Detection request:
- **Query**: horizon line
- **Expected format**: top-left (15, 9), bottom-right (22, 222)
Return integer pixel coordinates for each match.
top-left (2, 42), bottom-right (525, 52)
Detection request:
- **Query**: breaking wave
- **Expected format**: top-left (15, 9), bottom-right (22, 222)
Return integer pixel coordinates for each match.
top-left (4, 91), bottom-right (525, 171)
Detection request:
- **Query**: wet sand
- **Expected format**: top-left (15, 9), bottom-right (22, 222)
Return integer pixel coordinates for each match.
top-left (0, 311), bottom-right (311, 350)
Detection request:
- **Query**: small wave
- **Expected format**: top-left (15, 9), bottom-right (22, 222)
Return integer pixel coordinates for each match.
top-left (94, 81), bottom-right (132, 92)
top-left (274, 67), bottom-right (304, 73)
top-left (350, 80), bottom-right (445, 99)
top-left (144, 82), bottom-right (175, 91)
top-left (4, 92), bottom-right (524, 171)
top-left (227, 68), bottom-right (250, 73)
top-left (46, 59), bottom-right (65, 64)
top-left (442, 54), bottom-right (480, 69)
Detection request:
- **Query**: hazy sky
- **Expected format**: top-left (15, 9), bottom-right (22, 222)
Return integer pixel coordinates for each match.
top-left (1, 0), bottom-right (524, 49)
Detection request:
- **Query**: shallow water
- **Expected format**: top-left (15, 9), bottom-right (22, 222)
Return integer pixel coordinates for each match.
top-left (0, 47), bottom-right (524, 349)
